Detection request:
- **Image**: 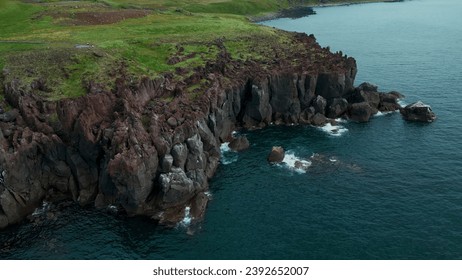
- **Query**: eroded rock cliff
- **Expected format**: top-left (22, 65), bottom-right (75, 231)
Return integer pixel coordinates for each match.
top-left (0, 33), bottom-right (401, 229)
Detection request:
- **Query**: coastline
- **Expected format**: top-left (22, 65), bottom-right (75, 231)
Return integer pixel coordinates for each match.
top-left (250, 0), bottom-right (405, 22)
top-left (0, 0), bottom-right (406, 230)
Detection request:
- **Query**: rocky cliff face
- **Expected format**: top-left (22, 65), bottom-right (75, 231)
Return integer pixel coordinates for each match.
top-left (0, 33), bottom-right (400, 229)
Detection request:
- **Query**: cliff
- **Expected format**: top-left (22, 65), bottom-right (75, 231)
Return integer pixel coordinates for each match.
top-left (0, 32), bottom-right (366, 228)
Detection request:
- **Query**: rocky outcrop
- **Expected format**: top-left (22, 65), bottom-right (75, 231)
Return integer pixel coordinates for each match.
top-left (268, 146), bottom-right (285, 163)
top-left (400, 101), bottom-right (436, 122)
top-left (228, 135), bottom-right (250, 151)
top-left (344, 82), bottom-right (405, 122)
top-left (0, 32), bottom-right (408, 229)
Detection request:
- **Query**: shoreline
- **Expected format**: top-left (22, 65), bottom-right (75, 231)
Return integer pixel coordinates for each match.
top-left (250, 0), bottom-right (405, 22)
top-left (0, 0), bottom-right (406, 230)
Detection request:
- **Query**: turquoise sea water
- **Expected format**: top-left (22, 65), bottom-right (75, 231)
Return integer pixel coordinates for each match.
top-left (1, 0), bottom-right (462, 259)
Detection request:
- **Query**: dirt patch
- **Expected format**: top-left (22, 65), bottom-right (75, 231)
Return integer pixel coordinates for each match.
top-left (50, 10), bottom-right (151, 26)
top-left (74, 10), bottom-right (150, 25)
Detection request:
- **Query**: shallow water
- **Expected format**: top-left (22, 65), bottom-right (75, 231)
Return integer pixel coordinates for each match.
top-left (1, 0), bottom-right (462, 259)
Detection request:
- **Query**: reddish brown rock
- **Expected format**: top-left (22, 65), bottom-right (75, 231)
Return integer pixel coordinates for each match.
top-left (268, 146), bottom-right (285, 163)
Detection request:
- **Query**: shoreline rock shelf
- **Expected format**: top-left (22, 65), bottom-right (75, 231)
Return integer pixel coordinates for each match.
top-left (0, 32), bottom-right (435, 230)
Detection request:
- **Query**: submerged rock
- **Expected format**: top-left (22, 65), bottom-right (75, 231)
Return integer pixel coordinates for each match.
top-left (400, 101), bottom-right (436, 122)
top-left (268, 146), bottom-right (285, 163)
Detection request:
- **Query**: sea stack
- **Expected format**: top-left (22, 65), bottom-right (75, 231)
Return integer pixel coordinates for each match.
top-left (268, 146), bottom-right (285, 163)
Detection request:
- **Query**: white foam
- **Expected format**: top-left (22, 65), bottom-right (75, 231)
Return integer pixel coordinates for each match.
top-left (335, 118), bottom-right (348, 124)
top-left (107, 205), bottom-right (118, 214)
top-left (220, 142), bottom-right (238, 165)
top-left (329, 156), bottom-right (338, 163)
top-left (319, 123), bottom-right (348, 137)
top-left (280, 151), bottom-right (312, 174)
top-left (179, 206), bottom-right (192, 227)
top-left (374, 111), bottom-right (394, 117)
top-left (398, 99), bottom-right (407, 108)
top-left (220, 142), bottom-right (231, 153)
top-left (31, 201), bottom-right (50, 217)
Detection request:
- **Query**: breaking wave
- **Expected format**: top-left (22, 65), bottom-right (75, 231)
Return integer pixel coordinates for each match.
top-left (319, 123), bottom-right (348, 137)
top-left (220, 142), bottom-right (238, 165)
top-left (280, 151), bottom-right (312, 174)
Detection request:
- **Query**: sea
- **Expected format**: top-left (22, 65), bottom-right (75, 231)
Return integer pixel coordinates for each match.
top-left (1, 0), bottom-right (461, 259)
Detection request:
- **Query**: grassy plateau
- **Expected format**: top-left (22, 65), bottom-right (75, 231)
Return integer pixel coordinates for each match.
top-left (0, 0), bottom-right (385, 101)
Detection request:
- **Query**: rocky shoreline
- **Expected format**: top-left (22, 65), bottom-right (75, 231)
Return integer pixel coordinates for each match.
top-left (0, 30), bottom-right (432, 230)
top-left (250, 0), bottom-right (406, 22)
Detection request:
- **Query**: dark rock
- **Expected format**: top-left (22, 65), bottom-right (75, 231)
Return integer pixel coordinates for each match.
top-left (167, 116), bottom-right (177, 128)
top-left (313, 95), bottom-right (327, 115)
top-left (242, 84), bottom-right (272, 127)
top-left (327, 98), bottom-right (348, 118)
top-left (186, 134), bottom-right (203, 155)
top-left (400, 101), bottom-right (436, 122)
top-left (357, 82), bottom-right (378, 92)
top-left (269, 74), bottom-right (300, 122)
top-left (159, 167), bottom-right (194, 207)
top-left (299, 106), bottom-right (316, 124)
top-left (161, 154), bottom-right (174, 172)
top-left (379, 91), bottom-right (402, 112)
top-left (0, 214), bottom-right (8, 229)
top-left (189, 192), bottom-right (209, 221)
top-left (0, 110), bottom-right (18, 122)
top-left (348, 102), bottom-right (373, 122)
top-left (315, 71), bottom-right (356, 99)
top-left (268, 146), bottom-right (285, 163)
top-left (186, 169), bottom-right (207, 192)
top-left (347, 88), bottom-right (380, 110)
top-left (311, 112), bottom-right (328, 126)
top-left (228, 135), bottom-right (250, 151)
top-left (172, 143), bottom-right (188, 169)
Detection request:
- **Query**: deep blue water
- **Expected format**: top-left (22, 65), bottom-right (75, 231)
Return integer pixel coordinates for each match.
top-left (2, 0), bottom-right (462, 259)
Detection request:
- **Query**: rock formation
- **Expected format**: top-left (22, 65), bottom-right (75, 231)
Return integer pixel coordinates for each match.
top-left (400, 101), bottom-right (437, 122)
top-left (0, 32), bottom-right (412, 229)
top-left (228, 135), bottom-right (250, 152)
top-left (268, 146), bottom-right (285, 163)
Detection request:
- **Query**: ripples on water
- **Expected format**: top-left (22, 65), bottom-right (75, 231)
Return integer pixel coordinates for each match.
top-left (2, 0), bottom-right (462, 259)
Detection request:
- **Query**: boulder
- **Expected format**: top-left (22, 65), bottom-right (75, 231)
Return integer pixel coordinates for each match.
top-left (267, 146), bottom-right (285, 163)
top-left (357, 82), bottom-right (378, 92)
top-left (311, 112), bottom-right (328, 126)
top-left (167, 116), bottom-right (177, 128)
top-left (348, 102), bottom-right (373, 122)
top-left (326, 98), bottom-right (348, 118)
top-left (400, 101), bottom-right (436, 122)
top-left (228, 135), bottom-right (250, 152)
top-left (379, 91), bottom-right (404, 112)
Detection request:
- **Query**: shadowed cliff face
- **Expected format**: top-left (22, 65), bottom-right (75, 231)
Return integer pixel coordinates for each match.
top-left (0, 32), bottom-right (363, 229)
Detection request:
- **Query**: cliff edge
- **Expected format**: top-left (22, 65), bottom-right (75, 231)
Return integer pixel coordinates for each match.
top-left (0, 0), bottom-right (404, 229)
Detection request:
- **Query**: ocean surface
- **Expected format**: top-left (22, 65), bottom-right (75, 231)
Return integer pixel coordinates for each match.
top-left (1, 0), bottom-right (462, 259)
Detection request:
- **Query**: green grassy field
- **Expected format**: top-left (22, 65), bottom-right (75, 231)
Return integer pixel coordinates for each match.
top-left (0, 0), bottom-right (382, 100)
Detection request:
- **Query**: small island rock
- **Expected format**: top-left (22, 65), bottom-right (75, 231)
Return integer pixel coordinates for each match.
top-left (268, 146), bottom-right (285, 163)
top-left (400, 101), bottom-right (436, 122)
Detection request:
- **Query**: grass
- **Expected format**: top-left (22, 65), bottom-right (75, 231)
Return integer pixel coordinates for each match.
top-left (0, 0), bottom-right (383, 101)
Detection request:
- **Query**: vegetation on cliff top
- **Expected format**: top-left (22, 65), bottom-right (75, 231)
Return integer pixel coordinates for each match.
top-left (0, 0), bottom-right (383, 101)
